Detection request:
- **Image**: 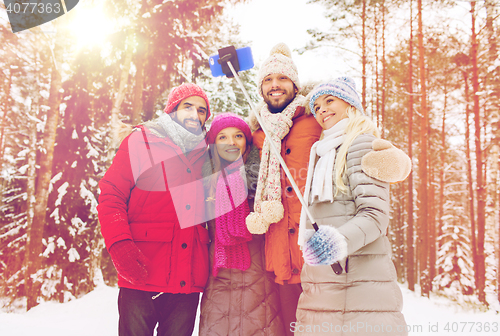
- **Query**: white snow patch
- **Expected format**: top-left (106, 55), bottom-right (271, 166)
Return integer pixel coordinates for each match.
top-left (0, 285), bottom-right (498, 336)
top-left (56, 237), bottom-right (66, 249)
top-left (42, 239), bottom-right (55, 257)
top-left (49, 172), bottom-right (64, 194)
top-left (68, 248), bottom-right (80, 262)
top-left (55, 182), bottom-right (69, 207)
top-left (18, 164), bottom-right (29, 175)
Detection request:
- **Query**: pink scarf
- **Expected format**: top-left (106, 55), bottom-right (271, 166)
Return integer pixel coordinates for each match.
top-left (213, 159), bottom-right (252, 276)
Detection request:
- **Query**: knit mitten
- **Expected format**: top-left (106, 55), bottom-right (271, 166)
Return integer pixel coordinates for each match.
top-left (303, 225), bottom-right (348, 266)
top-left (108, 240), bottom-right (149, 285)
top-left (362, 139), bottom-right (412, 184)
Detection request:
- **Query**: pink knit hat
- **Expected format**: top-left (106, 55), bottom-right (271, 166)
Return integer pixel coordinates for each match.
top-left (206, 113), bottom-right (252, 144)
top-left (163, 83), bottom-right (211, 119)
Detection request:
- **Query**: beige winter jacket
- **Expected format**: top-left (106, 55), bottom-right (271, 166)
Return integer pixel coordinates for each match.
top-left (295, 134), bottom-right (407, 336)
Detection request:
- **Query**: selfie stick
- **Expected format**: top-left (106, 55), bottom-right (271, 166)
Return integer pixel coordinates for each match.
top-left (220, 54), bottom-right (343, 274)
top-left (221, 57), bottom-right (313, 224)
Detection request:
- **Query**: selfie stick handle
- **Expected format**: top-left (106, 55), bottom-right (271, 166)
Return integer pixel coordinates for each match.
top-left (225, 60), bottom-right (317, 230)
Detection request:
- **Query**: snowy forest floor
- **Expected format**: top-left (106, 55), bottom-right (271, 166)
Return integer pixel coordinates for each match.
top-left (0, 284), bottom-right (499, 336)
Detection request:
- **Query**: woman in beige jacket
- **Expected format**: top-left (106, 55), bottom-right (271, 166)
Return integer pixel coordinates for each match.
top-left (199, 113), bottom-right (285, 336)
top-left (295, 77), bottom-right (407, 336)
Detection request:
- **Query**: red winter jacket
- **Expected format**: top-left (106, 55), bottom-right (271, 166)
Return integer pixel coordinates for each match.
top-left (97, 126), bottom-right (210, 293)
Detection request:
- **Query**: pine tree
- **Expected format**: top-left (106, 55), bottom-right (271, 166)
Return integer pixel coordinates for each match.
top-left (1, 0), bottom-right (250, 310)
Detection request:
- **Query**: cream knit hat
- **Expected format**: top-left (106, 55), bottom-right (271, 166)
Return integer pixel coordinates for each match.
top-left (257, 43), bottom-right (300, 96)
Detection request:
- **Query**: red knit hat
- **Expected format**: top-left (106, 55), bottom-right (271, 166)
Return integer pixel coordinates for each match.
top-left (207, 113), bottom-right (252, 144)
top-left (163, 83), bottom-right (211, 119)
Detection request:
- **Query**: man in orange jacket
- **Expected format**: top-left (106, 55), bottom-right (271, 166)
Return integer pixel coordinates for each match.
top-left (246, 43), bottom-right (322, 336)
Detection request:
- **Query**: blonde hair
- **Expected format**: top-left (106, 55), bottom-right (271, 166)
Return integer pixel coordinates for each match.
top-left (334, 106), bottom-right (380, 195)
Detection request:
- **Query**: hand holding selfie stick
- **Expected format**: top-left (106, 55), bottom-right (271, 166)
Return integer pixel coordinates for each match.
top-left (216, 49), bottom-right (342, 274)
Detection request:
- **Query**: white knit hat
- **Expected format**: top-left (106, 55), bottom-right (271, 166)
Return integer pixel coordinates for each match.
top-left (257, 43), bottom-right (300, 96)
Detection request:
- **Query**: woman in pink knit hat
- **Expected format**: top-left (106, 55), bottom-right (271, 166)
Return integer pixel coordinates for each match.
top-left (199, 113), bottom-right (285, 336)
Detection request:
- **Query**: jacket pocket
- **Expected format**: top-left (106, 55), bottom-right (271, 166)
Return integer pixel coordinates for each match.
top-left (130, 223), bottom-right (175, 285)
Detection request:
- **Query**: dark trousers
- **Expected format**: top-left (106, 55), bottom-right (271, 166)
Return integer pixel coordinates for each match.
top-left (278, 283), bottom-right (303, 336)
top-left (118, 287), bottom-right (199, 336)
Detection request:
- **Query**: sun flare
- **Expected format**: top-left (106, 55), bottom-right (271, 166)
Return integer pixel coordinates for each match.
top-left (64, 3), bottom-right (116, 49)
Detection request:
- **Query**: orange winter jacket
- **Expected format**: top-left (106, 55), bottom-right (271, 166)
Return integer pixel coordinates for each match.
top-left (252, 106), bottom-right (322, 284)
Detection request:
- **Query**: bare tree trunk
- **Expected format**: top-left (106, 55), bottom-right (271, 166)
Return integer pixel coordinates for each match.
top-left (110, 48), bottom-right (133, 123)
top-left (108, 45), bottom-right (133, 161)
top-left (24, 94), bottom-right (38, 310)
top-left (427, 108), bottom-right (436, 288)
top-left (361, 0), bottom-right (367, 110)
top-left (417, 0), bottom-right (430, 297)
top-left (131, 53), bottom-right (145, 125)
top-left (498, 155), bottom-right (500, 305)
top-left (381, 0), bottom-right (387, 137)
top-left (407, 0), bottom-right (415, 292)
top-left (374, 5), bottom-right (380, 128)
top-left (438, 90), bottom-right (447, 276)
top-left (0, 68), bottom-right (13, 206)
top-left (463, 71), bottom-right (478, 295)
top-left (25, 35), bottom-right (64, 310)
top-left (485, 0), bottom-right (499, 131)
top-left (395, 183), bottom-right (405, 282)
top-left (484, 0), bottom-right (500, 305)
top-left (429, 164), bottom-right (436, 287)
top-left (0, 69), bottom-right (12, 170)
top-left (470, 1), bottom-right (487, 306)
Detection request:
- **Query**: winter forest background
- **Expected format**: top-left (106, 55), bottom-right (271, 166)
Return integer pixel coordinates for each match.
top-left (0, 0), bottom-right (499, 316)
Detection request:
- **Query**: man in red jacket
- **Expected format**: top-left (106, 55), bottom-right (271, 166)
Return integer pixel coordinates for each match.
top-left (98, 83), bottom-right (211, 336)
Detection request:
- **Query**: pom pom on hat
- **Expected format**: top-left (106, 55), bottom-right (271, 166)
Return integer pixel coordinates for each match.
top-left (309, 77), bottom-right (363, 116)
top-left (164, 83), bottom-right (211, 119)
top-left (206, 113), bottom-right (252, 144)
top-left (257, 43), bottom-right (300, 95)
top-left (270, 42), bottom-right (292, 58)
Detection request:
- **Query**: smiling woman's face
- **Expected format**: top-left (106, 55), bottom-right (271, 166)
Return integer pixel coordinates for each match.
top-left (313, 95), bottom-right (350, 130)
top-left (215, 127), bottom-right (247, 162)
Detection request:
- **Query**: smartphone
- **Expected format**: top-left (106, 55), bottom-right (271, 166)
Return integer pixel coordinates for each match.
top-left (209, 46), bottom-right (254, 77)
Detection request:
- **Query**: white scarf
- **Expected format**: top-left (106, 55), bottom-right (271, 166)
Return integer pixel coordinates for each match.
top-left (298, 118), bottom-right (348, 246)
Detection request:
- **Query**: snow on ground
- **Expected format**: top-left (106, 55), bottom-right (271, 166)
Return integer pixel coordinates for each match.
top-left (400, 287), bottom-right (499, 336)
top-left (0, 285), bottom-right (498, 336)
